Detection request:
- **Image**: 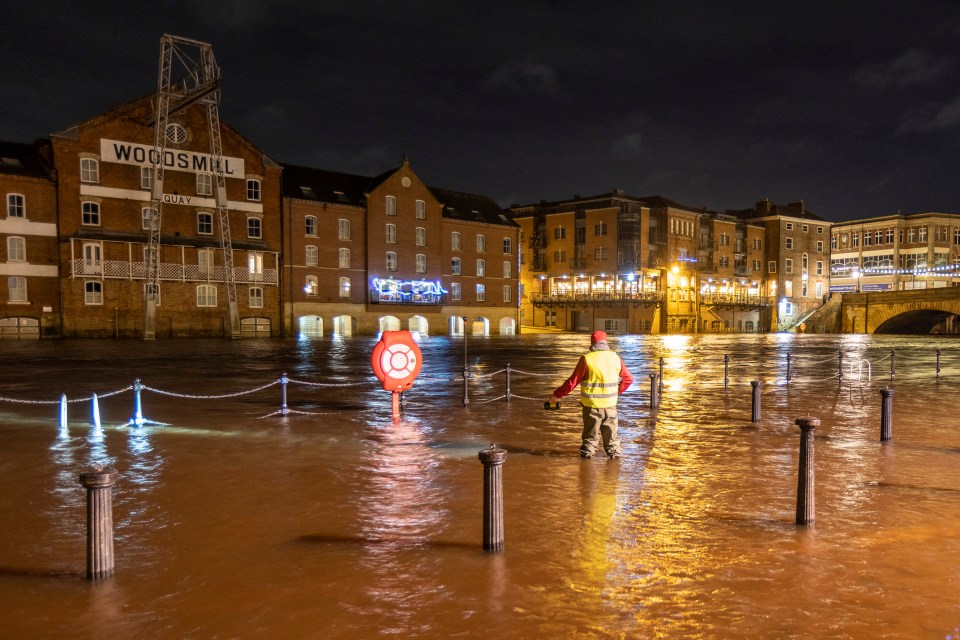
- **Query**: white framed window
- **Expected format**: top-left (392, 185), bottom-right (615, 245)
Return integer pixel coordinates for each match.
top-left (339, 277), bottom-right (351, 298)
top-left (248, 252), bottom-right (263, 275)
top-left (785, 222), bottom-right (794, 231)
top-left (785, 237), bottom-right (793, 250)
top-left (416, 227), bottom-right (426, 246)
top-left (196, 173), bottom-right (213, 196)
top-left (198, 249), bottom-right (214, 275)
top-left (769, 261), bottom-right (777, 273)
top-left (784, 301), bottom-right (794, 315)
top-left (451, 282), bottom-right (461, 301)
top-left (476, 283), bottom-right (486, 301)
top-left (816, 282), bottom-right (823, 298)
top-left (477, 234), bottom-right (486, 252)
top-left (503, 237), bottom-right (512, 254)
top-left (81, 201), bottom-right (100, 226)
top-left (338, 218), bottom-right (350, 240)
top-left (451, 232), bottom-right (461, 250)
top-left (785, 280), bottom-right (793, 297)
top-left (80, 158), bottom-right (99, 183)
top-left (386, 251), bottom-right (397, 271)
top-left (503, 285), bottom-right (512, 303)
top-left (140, 167), bottom-right (153, 191)
top-left (476, 259), bottom-right (485, 276)
top-left (816, 260), bottom-right (823, 275)
top-left (817, 226), bottom-right (824, 234)
top-left (802, 224), bottom-right (809, 233)
top-left (197, 284), bottom-right (217, 307)
top-left (198, 212), bottom-right (213, 235)
top-left (7, 237), bottom-right (26, 262)
top-left (7, 194), bottom-right (24, 218)
top-left (142, 207), bottom-right (157, 231)
top-left (246, 179), bottom-right (261, 201)
top-left (415, 199), bottom-right (425, 219)
top-left (84, 281), bottom-right (102, 305)
top-left (305, 275), bottom-right (318, 296)
top-left (305, 245), bottom-right (318, 266)
top-left (594, 247), bottom-right (608, 260)
top-left (785, 258), bottom-right (793, 274)
top-left (247, 217), bottom-right (262, 239)
top-left (594, 222), bottom-right (607, 236)
top-left (305, 215), bottom-right (317, 236)
top-left (503, 261), bottom-right (511, 278)
top-left (385, 195), bottom-right (397, 216)
top-left (338, 247), bottom-right (350, 269)
top-left (816, 240), bottom-right (824, 253)
top-left (416, 253), bottom-right (426, 273)
top-left (249, 287), bottom-right (264, 308)
top-left (386, 223), bottom-right (397, 243)
top-left (8, 276), bottom-right (27, 303)
top-left (452, 257), bottom-right (461, 275)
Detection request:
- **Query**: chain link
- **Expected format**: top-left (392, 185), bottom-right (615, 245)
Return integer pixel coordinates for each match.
top-left (142, 380), bottom-right (278, 400)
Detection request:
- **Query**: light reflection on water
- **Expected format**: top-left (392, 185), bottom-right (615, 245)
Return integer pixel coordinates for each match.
top-left (2, 334), bottom-right (960, 637)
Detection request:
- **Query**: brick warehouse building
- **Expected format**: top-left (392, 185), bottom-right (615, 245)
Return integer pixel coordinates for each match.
top-left (282, 158), bottom-right (520, 337)
top-left (48, 95), bottom-right (283, 338)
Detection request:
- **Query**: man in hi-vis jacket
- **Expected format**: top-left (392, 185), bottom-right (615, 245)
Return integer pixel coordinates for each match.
top-left (546, 331), bottom-right (634, 459)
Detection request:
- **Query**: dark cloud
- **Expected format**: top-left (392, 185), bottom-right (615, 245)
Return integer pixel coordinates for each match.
top-left (4, 0), bottom-right (960, 220)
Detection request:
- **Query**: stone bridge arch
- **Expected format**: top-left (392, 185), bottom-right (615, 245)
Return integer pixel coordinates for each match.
top-left (842, 289), bottom-right (960, 334)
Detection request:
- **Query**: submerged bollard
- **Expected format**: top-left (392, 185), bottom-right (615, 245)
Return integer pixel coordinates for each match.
top-left (786, 353), bottom-right (792, 383)
top-left (890, 350), bottom-right (895, 382)
top-left (724, 354), bottom-right (730, 388)
top-left (463, 317), bottom-right (470, 407)
top-left (658, 356), bottom-right (664, 394)
top-left (279, 372), bottom-right (289, 417)
top-left (91, 393), bottom-right (103, 438)
top-left (79, 468), bottom-right (119, 580)
top-left (795, 417), bottom-right (819, 526)
top-left (58, 394), bottom-right (69, 439)
top-left (505, 363), bottom-right (511, 402)
top-left (649, 374), bottom-right (660, 410)
top-left (131, 379), bottom-right (145, 427)
top-left (478, 444), bottom-right (506, 552)
top-left (750, 380), bottom-right (762, 423)
top-left (936, 348), bottom-right (941, 379)
top-left (880, 387), bottom-right (894, 442)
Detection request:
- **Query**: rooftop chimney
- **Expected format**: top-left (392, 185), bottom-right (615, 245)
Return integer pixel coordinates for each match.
top-left (755, 198), bottom-right (771, 215)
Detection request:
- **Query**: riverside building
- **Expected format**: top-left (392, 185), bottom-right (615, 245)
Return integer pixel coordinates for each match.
top-left (283, 158), bottom-right (520, 337)
top-left (510, 192), bottom-right (769, 334)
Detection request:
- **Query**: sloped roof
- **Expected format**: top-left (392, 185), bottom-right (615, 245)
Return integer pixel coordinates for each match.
top-left (0, 140), bottom-right (53, 179)
top-left (429, 186), bottom-right (517, 227)
top-left (279, 163), bottom-right (372, 207)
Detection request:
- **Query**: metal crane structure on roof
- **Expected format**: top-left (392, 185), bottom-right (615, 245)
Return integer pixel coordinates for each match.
top-left (143, 34), bottom-right (240, 339)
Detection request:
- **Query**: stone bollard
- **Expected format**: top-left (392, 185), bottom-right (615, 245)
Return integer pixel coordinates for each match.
top-left (79, 468), bottom-right (119, 579)
top-left (478, 445), bottom-right (506, 552)
top-left (795, 417), bottom-right (819, 526)
top-left (649, 374), bottom-right (660, 410)
top-left (880, 387), bottom-right (894, 442)
top-left (750, 380), bottom-right (762, 423)
top-left (786, 353), bottom-right (792, 383)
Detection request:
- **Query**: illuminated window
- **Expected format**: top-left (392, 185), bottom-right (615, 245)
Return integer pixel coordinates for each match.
top-left (197, 284), bottom-right (217, 307)
top-left (248, 252), bottom-right (264, 275)
top-left (339, 277), bottom-right (351, 298)
top-left (338, 248), bottom-right (350, 269)
top-left (249, 287), bottom-right (263, 308)
top-left (305, 275), bottom-right (318, 296)
top-left (196, 173), bottom-right (213, 196)
top-left (476, 283), bottom-right (486, 301)
top-left (305, 245), bottom-right (318, 266)
top-left (80, 158), bottom-right (99, 183)
top-left (7, 236), bottom-right (25, 262)
top-left (7, 194), bottom-right (24, 217)
top-left (476, 259), bottom-right (485, 276)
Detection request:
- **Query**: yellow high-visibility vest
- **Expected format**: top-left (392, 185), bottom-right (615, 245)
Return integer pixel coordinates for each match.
top-left (580, 350), bottom-right (622, 408)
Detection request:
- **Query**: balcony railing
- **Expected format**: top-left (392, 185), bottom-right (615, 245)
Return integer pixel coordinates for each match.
top-left (72, 259), bottom-right (278, 285)
top-left (700, 293), bottom-right (772, 307)
top-left (532, 291), bottom-right (664, 304)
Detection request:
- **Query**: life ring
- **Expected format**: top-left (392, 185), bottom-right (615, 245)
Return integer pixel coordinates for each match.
top-left (371, 331), bottom-right (423, 391)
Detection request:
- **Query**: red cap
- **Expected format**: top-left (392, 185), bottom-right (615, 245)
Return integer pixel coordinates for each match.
top-left (591, 330), bottom-right (607, 344)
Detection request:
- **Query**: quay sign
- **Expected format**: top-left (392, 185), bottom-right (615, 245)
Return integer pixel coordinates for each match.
top-left (100, 139), bottom-right (245, 177)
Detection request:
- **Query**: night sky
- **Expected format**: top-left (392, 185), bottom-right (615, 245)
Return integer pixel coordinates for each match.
top-left (4, 1), bottom-right (960, 221)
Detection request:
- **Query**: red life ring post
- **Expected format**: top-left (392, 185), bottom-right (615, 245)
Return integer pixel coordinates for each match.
top-left (371, 331), bottom-right (423, 417)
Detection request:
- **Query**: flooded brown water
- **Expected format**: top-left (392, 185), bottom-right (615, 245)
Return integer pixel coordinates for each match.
top-left (1, 333), bottom-right (959, 639)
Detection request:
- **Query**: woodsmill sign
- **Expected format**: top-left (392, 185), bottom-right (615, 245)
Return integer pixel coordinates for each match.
top-left (100, 139), bottom-right (245, 177)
